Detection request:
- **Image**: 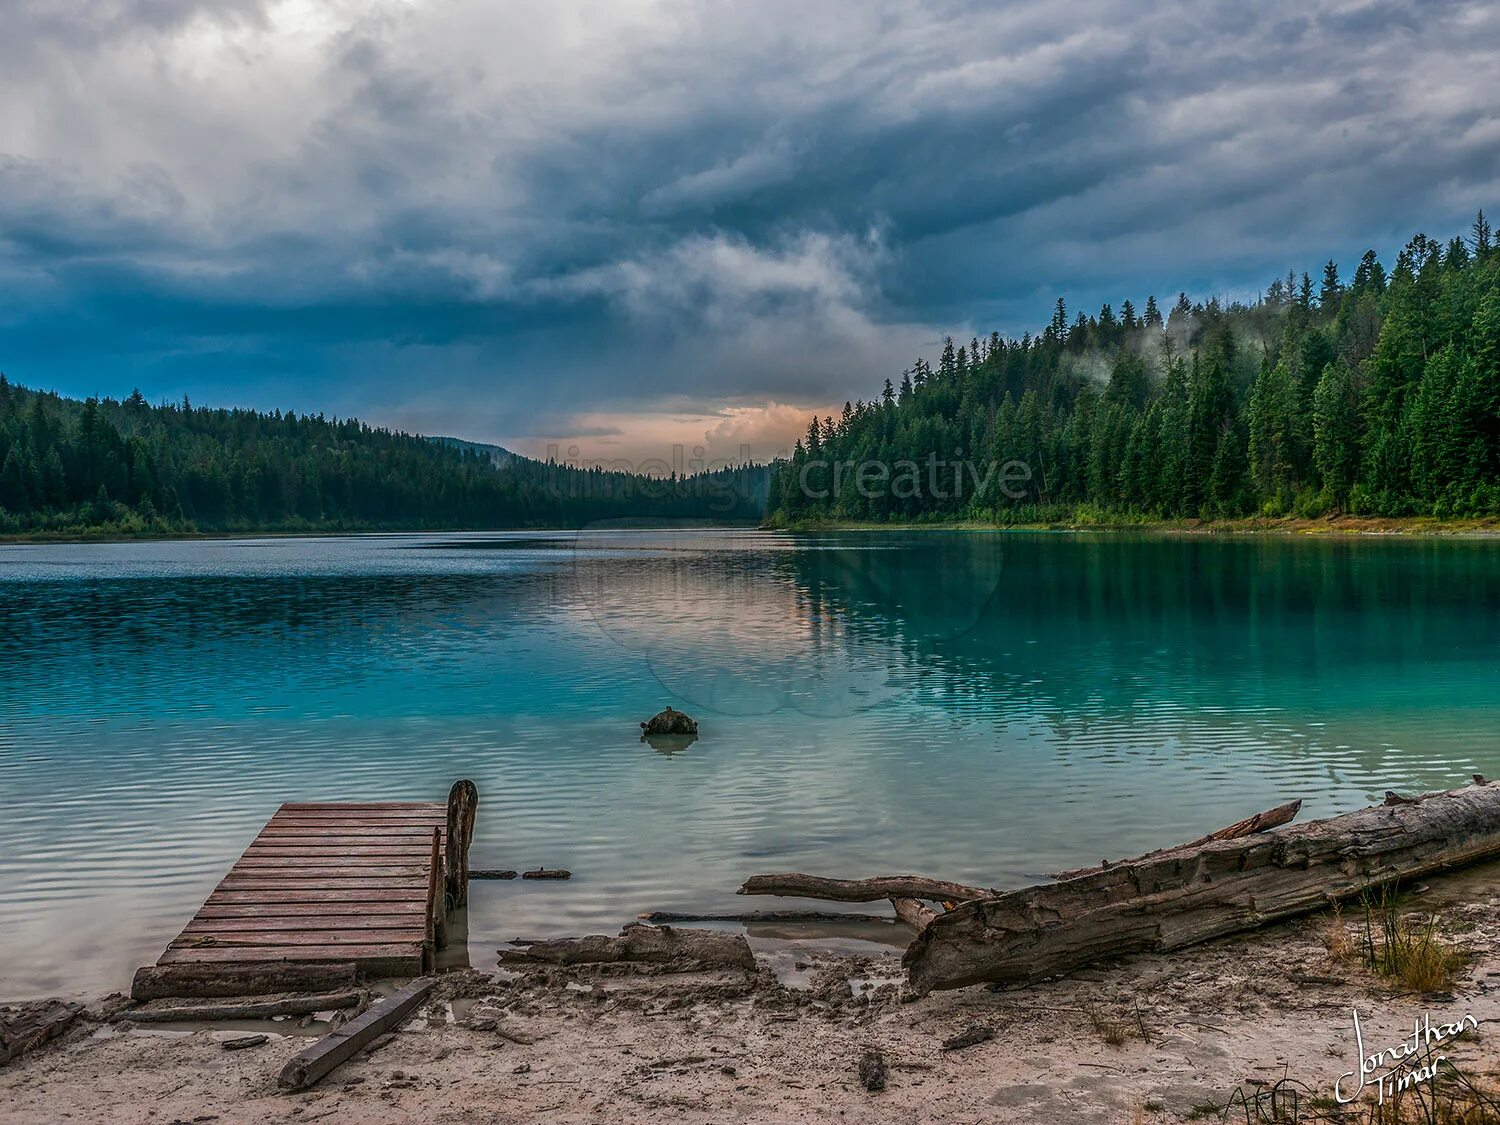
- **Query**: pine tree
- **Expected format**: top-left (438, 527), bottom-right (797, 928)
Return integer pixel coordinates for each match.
top-left (1351, 250), bottom-right (1387, 295)
top-left (1048, 298), bottom-right (1068, 343)
top-left (1313, 361), bottom-right (1362, 510)
top-left (0, 446), bottom-right (29, 513)
top-left (1105, 351), bottom-right (1150, 410)
top-left (1209, 417), bottom-right (1249, 516)
top-left (1472, 210), bottom-right (1493, 259)
top-left (1144, 295), bottom-right (1162, 327)
top-left (1248, 358), bottom-right (1299, 508)
top-left (1319, 260), bottom-right (1342, 309)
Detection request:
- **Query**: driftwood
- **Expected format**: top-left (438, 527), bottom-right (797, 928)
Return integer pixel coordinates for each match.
top-left (499, 924), bottom-right (755, 971)
top-left (522, 868), bottom-right (571, 880)
top-left (1047, 799), bottom-right (1303, 879)
top-left (445, 779), bottom-right (478, 907)
top-left (942, 1024), bottom-right (996, 1051)
top-left (889, 897), bottom-right (939, 931)
top-left (1, 1000), bottom-right (83, 1065)
top-left (127, 990), bottom-right (363, 1024)
top-left (906, 782), bottom-right (1500, 994)
top-left (741, 800), bottom-right (1303, 933)
top-left (638, 909), bottom-right (891, 925)
top-left (472, 869), bottom-right (518, 880)
top-left (738, 873), bottom-right (994, 903)
top-left (277, 977), bottom-right (436, 1092)
top-left (130, 961), bottom-right (358, 1002)
top-left (223, 1034), bottom-right (269, 1050)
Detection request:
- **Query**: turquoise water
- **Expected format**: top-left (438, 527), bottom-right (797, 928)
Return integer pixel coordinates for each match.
top-left (1, 528), bottom-right (1498, 996)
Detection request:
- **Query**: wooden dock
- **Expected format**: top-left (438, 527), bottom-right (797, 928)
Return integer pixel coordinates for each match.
top-left (135, 782), bottom-right (477, 998)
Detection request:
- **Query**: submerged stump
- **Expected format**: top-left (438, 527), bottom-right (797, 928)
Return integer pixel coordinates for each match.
top-left (640, 707), bottom-right (698, 737)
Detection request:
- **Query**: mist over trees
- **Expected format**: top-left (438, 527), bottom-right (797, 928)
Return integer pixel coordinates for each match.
top-left (0, 387), bottom-right (766, 534)
top-left (768, 215), bottom-right (1500, 524)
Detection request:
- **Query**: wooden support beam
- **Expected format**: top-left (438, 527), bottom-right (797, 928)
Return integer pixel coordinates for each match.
top-left (277, 977), bottom-right (436, 1092)
top-left (445, 779), bottom-right (478, 908)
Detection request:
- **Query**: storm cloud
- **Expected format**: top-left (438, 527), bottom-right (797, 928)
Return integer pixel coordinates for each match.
top-left (2, 0), bottom-right (1497, 459)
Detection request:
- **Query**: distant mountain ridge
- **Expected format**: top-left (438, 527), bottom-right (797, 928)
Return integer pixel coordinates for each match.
top-left (432, 436), bottom-right (514, 465)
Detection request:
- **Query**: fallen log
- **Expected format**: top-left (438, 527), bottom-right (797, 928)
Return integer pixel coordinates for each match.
top-left (127, 990), bottom-right (364, 1024)
top-left (498, 924), bottom-right (755, 972)
top-left (1047, 799), bottom-right (1303, 879)
top-left (471, 869), bottom-right (518, 880)
top-left (738, 873), bottom-right (995, 903)
top-left (905, 781), bottom-right (1500, 994)
top-left (131, 961), bottom-right (358, 1002)
top-left (1, 1000), bottom-right (83, 1065)
top-left (889, 897), bottom-right (939, 931)
top-left (522, 868), bottom-right (571, 880)
top-left (638, 909), bottom-right (891, 925)
top-left (277, 977), bottom-right (435, 1092)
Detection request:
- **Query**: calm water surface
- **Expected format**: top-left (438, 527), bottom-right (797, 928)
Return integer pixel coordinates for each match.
top-left (2, 529), bottom-right (1498, 996)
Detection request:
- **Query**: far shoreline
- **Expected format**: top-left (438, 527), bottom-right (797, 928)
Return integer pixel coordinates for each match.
top-left (766, 513), bottom-right (1500, 539)
top-left (0, 520), bottom-right (761, 546)
top-left (3, 513), bottom-right (1500, 546)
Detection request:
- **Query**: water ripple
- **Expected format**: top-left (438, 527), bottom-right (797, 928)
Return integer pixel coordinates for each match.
top-left (1, 530), bottom-right (1498, 995)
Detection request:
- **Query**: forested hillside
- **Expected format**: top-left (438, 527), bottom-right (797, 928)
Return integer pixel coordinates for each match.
top-left (0, 384), bottom-right (766, 534)
top-left (769, 213), bottom-right (1500, 525)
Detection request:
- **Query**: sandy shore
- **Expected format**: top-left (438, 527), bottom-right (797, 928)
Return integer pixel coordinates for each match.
top-left (4, 866), bottom-right (1498, 1124)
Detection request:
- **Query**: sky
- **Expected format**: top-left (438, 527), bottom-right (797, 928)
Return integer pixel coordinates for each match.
top-left (2, 0), bottom-right (1498, 465)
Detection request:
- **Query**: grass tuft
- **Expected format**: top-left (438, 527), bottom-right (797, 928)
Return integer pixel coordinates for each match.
top-left (1358, 884), bottom-right (1466, 993)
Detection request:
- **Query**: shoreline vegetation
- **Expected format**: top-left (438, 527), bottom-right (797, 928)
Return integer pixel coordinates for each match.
top-left (0, 517), bottom-right (763, 545)
top-left (0, 377), bottom-right (768, 540)
top-left (765, 512), bottom-right (1500, 537)
top-left (767, 216), bottom-right (1500, 532)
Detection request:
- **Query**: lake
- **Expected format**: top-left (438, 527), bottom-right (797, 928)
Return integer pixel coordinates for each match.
top-left (2, 528), bottom-right (1498, 997)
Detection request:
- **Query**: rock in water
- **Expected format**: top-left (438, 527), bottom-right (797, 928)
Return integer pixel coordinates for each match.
top-left (640, 707), bottom-right (698, 736)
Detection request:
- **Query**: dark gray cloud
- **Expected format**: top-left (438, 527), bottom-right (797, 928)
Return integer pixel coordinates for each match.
top-left (1, 0), bottom-right (1497, 457)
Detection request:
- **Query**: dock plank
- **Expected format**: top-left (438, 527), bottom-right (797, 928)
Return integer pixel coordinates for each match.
top-left (147, 798), bottom-right (457, 991)
top-left (193, 902), bottom-right (428, 918)
top-left (183, 916), bottom-right (420, 933)
top-left (204, 889), bottom-right (433, 905)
